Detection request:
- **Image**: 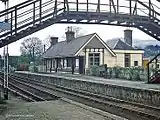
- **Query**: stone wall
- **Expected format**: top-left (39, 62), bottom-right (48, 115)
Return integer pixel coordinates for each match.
top-left (16, 72), bottom-right (160, 106)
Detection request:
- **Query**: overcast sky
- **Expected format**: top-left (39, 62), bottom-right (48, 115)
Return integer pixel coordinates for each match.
top-left (0, 0), bottom-right (159, 56)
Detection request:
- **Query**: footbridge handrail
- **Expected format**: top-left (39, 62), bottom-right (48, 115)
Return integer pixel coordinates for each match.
top-left (0, 0), bottom-right (40, 17)
top-left (0, 0), bottom-right (64, 38)
top-left (0, 0), bottom-right (160, 47)
top-left (137, 0), bottom-right (160, 18)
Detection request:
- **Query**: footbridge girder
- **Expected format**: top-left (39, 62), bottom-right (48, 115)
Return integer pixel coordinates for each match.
top-left (0, 0), bottom-right (159, 47)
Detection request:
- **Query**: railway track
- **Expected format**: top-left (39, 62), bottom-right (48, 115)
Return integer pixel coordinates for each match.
top-left (8, 74), bottom-right (160, 120)
top-left (0, 83), bottom-right (36, 102)
top-left (0, 76), bottom-right (58, 102)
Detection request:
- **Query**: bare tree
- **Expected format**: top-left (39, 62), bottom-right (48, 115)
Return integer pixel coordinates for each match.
top-left (20, 37), bottom-right (43, 58)
top-left (70, 26), bottom-right (86, 37)
top-left (61, 26), bottom-right (86, 40)
top-left (42, 35), bottom-right (52, 50)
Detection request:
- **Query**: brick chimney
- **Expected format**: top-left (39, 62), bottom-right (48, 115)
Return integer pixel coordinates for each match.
top-left (124, 29), bottom-right (132, 46)
top-left (50, 37), bottom-right (58, 46)
top-left (65, 26), bottom-right (75, 42)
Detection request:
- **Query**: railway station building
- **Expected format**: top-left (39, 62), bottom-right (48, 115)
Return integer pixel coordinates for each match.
top-left (41, 28), bottom-right (144, 74)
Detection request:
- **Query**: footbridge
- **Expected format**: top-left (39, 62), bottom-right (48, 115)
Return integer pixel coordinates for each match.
top-left (0, 0), bottom-right (160, 47)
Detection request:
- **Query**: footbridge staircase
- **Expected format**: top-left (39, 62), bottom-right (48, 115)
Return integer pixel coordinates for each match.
top-left (148, 53), bottom-right (160, 83)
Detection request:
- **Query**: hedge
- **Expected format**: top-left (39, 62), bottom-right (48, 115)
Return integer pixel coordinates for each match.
top-left (87, 66), bottom-right (148, 81)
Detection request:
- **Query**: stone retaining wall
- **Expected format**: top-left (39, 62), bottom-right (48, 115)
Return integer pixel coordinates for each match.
top-left (16, 72), bottom-right (160, 106)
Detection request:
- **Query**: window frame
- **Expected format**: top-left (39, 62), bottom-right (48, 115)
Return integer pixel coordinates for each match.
top-left (89, 53), bottom-right (100, 66)
top-left (124, 53), bottom-right (130, 67)
top-left (134, 61), bottom-right (138, 66)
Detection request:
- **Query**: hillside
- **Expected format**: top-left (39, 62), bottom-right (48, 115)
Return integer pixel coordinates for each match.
top-left (133, 39), bottom-right (160, 48)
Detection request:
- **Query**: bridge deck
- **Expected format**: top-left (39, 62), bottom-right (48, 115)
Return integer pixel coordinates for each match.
top-left (18, 71), bottom-right (160, 91)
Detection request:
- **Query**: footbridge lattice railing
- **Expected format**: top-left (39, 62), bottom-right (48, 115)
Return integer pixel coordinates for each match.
top-left (0, 0), bottom-right (159, 47)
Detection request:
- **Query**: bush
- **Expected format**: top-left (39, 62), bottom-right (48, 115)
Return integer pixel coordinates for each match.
top-left (87, 65), bottom-right (147, 81)
top-left (90, 65), bottom-right (99, 76)
top-left (113, 66), bottom-right (122, 78)
top-left (112, 66), bottom-right (146, 81)
top-left (90, 66), bottom-right (147, 81)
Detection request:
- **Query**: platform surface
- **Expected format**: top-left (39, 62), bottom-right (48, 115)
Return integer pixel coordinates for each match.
top-left (17, 71), bottom-right (160, 91)
top-left (0, 98), bottom-right (125, 120)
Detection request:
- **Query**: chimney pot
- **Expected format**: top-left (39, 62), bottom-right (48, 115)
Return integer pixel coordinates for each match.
top-left (124, 29), bottom-right (132, 46)
top-left (65, 26), bottom-right (75, 42)
top-left (50, 37), bottom-right (58, 46)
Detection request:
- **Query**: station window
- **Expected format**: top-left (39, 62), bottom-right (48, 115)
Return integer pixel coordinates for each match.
top-left (89, 53), bottom-right (100, 66)
top-left (134, 61), bottom-right (138, 66)
top-left (124, 53), bottom-right (130, 67)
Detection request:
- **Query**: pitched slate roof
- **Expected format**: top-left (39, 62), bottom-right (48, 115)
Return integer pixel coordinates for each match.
top-left (106, 38), bottom-right (135, 50)
top-left (42, 33), bottom-right (95, 58)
